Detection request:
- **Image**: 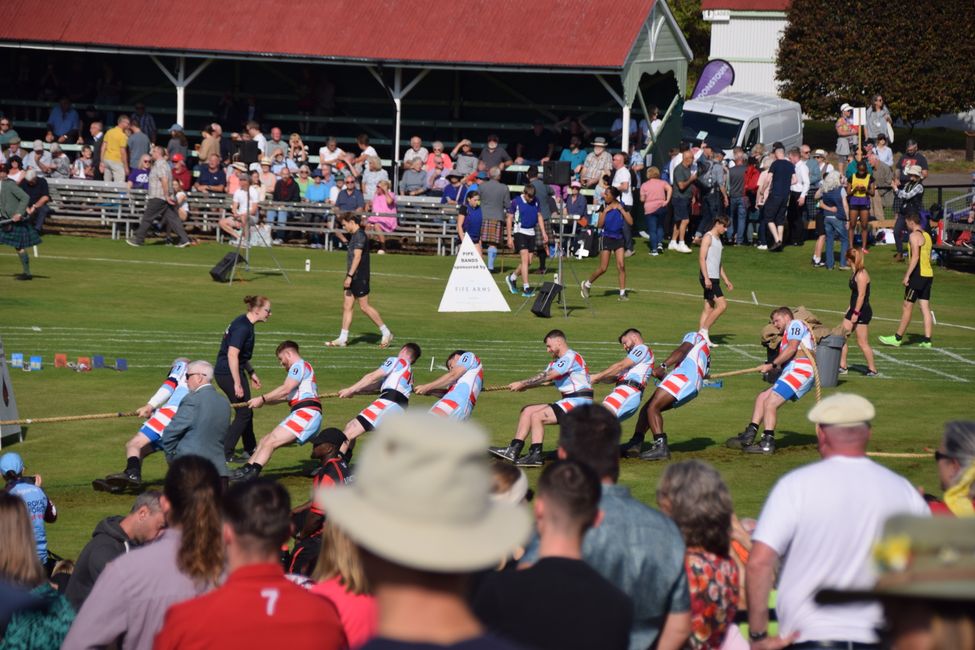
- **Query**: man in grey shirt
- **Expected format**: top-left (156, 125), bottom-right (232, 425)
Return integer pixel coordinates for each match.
top-left (479, 135), bottom-right (512, 171)
top-left (477, 166), bottom-right (512, 270)
top-left (127, 123), bottom-right (151, 170)
top-left (127, 145), bottom-right (190, 247)
top-left (161, 360), bottom-right (231, 477)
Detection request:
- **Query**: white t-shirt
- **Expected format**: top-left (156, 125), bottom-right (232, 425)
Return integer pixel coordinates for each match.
top-left (253, 133), bottom-right (267, 155)
top-left (319, 146), bottom-right (345, 165)
top-left (402, 147), bottom-right (428, 166)
top-left (612, 167), bottom-right (633, 206)
top-left (791, 161), bottom-right (810, 194)
top-left (753, 455), bottom-right (929, 644)
top-left (233, 187), bottom-right (261, 218)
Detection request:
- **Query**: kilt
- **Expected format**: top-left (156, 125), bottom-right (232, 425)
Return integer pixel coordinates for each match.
top-left (0, 222), bottom-right (41, 249)
top-left (891, 194), bottom-right (903, 215)
top-left (479, 218), bottom-right (504, 245)
top-left (534, 217), bottom-right (553, 248)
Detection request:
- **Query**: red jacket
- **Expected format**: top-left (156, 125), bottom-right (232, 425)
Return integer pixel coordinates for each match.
top-left (154, 563), bottom-right (346, 650)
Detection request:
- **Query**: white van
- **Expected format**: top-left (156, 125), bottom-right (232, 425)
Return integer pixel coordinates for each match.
top-left (682, 92), bottom-right (803, 154)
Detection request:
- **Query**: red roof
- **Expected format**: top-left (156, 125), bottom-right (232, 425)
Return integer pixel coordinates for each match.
top-left (0, 0), bottom-right (660, 70)
top-left (700, 0), bottom-right (788, 10)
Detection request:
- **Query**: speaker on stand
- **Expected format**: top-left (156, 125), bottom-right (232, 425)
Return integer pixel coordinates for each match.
top-left (542, 161), bottom-right (571, 186)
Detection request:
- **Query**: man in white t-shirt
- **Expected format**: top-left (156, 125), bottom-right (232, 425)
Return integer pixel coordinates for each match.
top-left (746, 393), bottom-right (929, 650)
top-left (318, 137), bottom-right (346, 170)
top-left (246, 121), bottom-right (267, 156)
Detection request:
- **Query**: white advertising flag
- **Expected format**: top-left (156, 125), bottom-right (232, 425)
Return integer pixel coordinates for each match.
top-left (438, 234), bottom-right (511, 312)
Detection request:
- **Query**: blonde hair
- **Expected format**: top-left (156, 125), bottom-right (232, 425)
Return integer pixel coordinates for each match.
top-left (368, 156), bottom-right (382, 171)
top-left (846, 247), bottom-right (865, 272)
top-left (0, 493), bottom-right (45, 588)
top-left (313, 522), bottom-right (370, 595)
top-left (377, 179), bottom-right (391, 191)
top-left (646, 166), bottom-right (661, 180)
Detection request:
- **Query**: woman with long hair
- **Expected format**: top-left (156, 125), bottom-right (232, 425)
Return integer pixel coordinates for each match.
top-left (928, 421), bottom-right (975, 515)
top-left (0, 492), bottom-right (75, 649)
top-left (657, 460), bottom-right (740, 650)
top-left (839, 248), bottom-right (878, 376)
top-left (216, 295), bottom-right (270, 464)
top-left (312, 522), bottom-right (379, 648)
top-left (64, 455), bottom-right (224, 650)
top-left (581, 186), bottom-right (633, 301)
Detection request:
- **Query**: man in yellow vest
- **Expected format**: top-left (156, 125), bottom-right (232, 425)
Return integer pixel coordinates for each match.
top-left (880, 212), bottom-right (933, 347)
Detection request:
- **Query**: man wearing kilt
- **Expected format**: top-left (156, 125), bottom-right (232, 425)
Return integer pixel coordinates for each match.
top-left (0, 163), bottom-right (37, 280)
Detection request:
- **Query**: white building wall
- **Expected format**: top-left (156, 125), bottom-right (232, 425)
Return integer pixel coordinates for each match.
top-left (703, 11), bottom-right (787, 96)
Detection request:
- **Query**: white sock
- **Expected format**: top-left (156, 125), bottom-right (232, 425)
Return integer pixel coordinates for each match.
top-left (700, 328), bottom-right (710, 340)
top-left (379, 325), bottom-right (391, 337)
top-left (509, 272), bottom-right (517, 282)
top-left (523, 283), bottom-right (530, 290)
top-left (338, 329), bottom-right (349, 342)
top-left (619, 289), bottom-right (625, 296)
top-left (813, 255), bottom-right (821, 263)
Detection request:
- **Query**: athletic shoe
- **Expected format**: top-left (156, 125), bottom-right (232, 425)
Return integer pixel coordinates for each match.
top-left (325, 339), bottom-right (347, 348)
top-left (521, 288), bottom-right (535, 298)
top-left (377, 249), bottom-right (385, 255)
top-left (838, 265), bottom-right (851, 270)
top-left (505, 275), bottom-right (519, 295)
top-left (488, 445), bottom-right (518, 462)
top-left (918, 341), bottom-right (933, 348)
top-left (657, 244), bottom-right (664, 254)
top-left (380, 332), bottom-right (395, 349)
top-left (677, 242), bottom-right (692, 254)
top-left (862, 248), bottom-right (870, 254)
top-left (227, 451), bottom-right (251, 464)
top-left (639, 436), bottom-right (671, 461)
top-left (624, 250), bottom-right (635, 257)
top-left (838, 366), bottom-right (848, 375)
top-left (272, 238), bottom-right (284, 245)
top-left (14, 274), bottom-right (32, 281)
top-left (668, 240), bottom-right (679, 251)
top-left (638, 230), bottom-right (650, 239)
top-left (814, 261), bottom-right (826, 268)
top-left (514, 448), bottom-right (544, 467)
top-left (725, 428), bottom-right (757, 450)
top-left (125, 239), bottom-right (142, 247)
top-left (865, 370), bottom-right (880, 377)
top-left (757, 244), bottom-right (768, 251)
top-left (650, 250), bottom-right (659, 257)
top-left (619, 437), bottom-right (644, 458)
top-left (175, 240), bottom-right (192, 248)
top-left (580, 281), bottom-right (590, 299)
top-left (230, 464), bottom-right (261, 483)
top-left (92, 479), bottom-right (123, 494)
top-left (742, 434), bottom-right (775, 454)
top-left (105, 471), bottom-right (142, 488)
top-left (618, 293), bottom-right (629, 302)
top-left (878, 335), bottom-right (902, 347)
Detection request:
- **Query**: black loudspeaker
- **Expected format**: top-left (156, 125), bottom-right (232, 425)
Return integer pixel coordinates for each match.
top-left (531, 282), bottom-right (563, 318)
top-left (235, 141), bottom-right (260, 165)
top-left (542, 160), bottom-right (571, 186)
top-left (210, 252), bottom-right (244, 282)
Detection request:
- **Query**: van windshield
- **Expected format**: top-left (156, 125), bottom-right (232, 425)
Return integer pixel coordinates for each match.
top-left (681, 111), bottom-right (744, 150)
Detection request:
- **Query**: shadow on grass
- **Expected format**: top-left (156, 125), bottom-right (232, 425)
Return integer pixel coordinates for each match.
top-left (777, 430), bottom-right (817, 449)
top-left (347, 333), bottom-right (382, 346)
top-left (670, 436), bottom-right (714, 452)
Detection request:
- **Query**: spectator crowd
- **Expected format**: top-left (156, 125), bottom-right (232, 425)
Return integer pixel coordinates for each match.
top-left (1, 398), bottom-right (973, 650)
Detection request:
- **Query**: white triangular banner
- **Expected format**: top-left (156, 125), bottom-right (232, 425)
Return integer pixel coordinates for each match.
top-left (438, 234), bottom-right (511, 312)
top-left (0, 335), bottom-right (22, 447)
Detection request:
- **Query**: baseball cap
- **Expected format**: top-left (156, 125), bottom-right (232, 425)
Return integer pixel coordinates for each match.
top-left (311, 169), bottom-right (323, 178)
top-left (169, 123), bottom-right (184, 132)
top-left (0, 452), bottom-right (24, 476)
top-left (807, 393), bottom-right (875, 426)
top-left (840, 103), bottom-right (853, 112)
top-left (310, 427), bottom-right (346, 447)
top-left (171, 153), bottom-right (184, 163)
top-left (813, 149), bottom-right (827, 158)
top-left (570, 180), bottom-right (582, 188)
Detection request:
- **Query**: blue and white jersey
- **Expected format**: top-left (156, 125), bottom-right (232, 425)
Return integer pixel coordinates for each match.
top-left (548, 349), bottom-right (592, 395)
top-left (149, 360), bottom-right (189, 409)
top-left (379, 356), bottom-right (414, 396)
top-left (443, 352), bottom-right (483, 408)
top-left (676, 331), bottom-right (711, 383)
top-left (8, 481), bottom-right (54, 563)
top-left (781, 319), bottom-right (814, 354)
top-left (618, 344), bottom-right (655, 387)
top-left (286, 358), bottom-right (319, 406)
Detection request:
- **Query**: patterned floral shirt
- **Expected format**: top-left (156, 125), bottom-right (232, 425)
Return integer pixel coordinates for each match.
top-left (685, 548), bottom-right (740, 650)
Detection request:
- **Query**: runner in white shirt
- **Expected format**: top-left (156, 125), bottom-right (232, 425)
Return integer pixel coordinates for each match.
top-left (747, 393), bottom-right (928, 649)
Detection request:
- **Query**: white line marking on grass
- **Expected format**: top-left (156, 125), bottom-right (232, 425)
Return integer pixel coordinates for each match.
top-left (723, 345), bottom-right (766, 362)
top-left (934, 349), bottom-right (975, 366)
top-left (873, 350), bottom-right (969, 383)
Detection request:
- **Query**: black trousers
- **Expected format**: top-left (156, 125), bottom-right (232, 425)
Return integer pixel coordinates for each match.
top-left (786, 190), bottom-right (805, 244)
top-left (133, 198), bottom-right (189, 244)
top-left (215, 372), bottom-right (255, 457)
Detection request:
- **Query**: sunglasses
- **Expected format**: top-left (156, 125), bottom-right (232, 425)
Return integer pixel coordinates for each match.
top-left (186, 373), bottom-right (205, 378)
top-left (934, 450), bottom-right (954, 462)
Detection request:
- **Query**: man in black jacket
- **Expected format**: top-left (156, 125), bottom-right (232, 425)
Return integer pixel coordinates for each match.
top-left (65, 490), bottom-right (165, 609)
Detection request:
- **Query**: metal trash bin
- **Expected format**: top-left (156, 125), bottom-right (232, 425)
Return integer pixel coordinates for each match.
top-left (816, 335), bottom-right (846, 388)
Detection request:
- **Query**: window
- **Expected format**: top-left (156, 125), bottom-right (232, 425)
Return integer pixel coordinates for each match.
top-left (681, 111), bottom-right (743, 151)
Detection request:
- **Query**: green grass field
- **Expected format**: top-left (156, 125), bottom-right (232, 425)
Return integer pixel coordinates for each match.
top-left (2, 235), bottom-right (973, 558)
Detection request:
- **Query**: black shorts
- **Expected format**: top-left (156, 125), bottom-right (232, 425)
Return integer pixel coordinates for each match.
top-left (601, 236), bottom-right (625, 252)
top-left (814, 212), bottom-right (825, 237)
top-left (905, 275), bottom-right (933, 302)
top-left (765, 195), bottom-right (788, 226)
top-left (845, 304), bottom-right (873, 325)
top-left (346, 275), bottom-right (370, 298)
top-left (513, 232), bottom-right (535, 253)
top-left (700, 274), bottom-right (723, 300)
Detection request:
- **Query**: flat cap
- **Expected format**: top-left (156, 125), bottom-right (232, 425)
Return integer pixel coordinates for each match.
top-left (807, 392), bottom-right (875, 426)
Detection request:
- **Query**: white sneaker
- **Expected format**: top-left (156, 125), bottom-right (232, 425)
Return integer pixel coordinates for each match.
top-left (668, 240), bottom-right (679, 251)
top-left (650, 250), bottom-right (659, 257)
top-left (757, 244), bottom-right (768, 251)
top-left (638, 231), bottom-right (650, 240)
top-left (677, 243), bottom-right (692, 254)
top-left (325, 338), bottom-right (347, 348)
top-left (624, 250), bottom-right (635, 257)
top-left (272, 238), bottom-right (283, 245)
top-left (377, 249), bottom-right (385, 255)
top-left (380, 332), bottom-right (395, 349)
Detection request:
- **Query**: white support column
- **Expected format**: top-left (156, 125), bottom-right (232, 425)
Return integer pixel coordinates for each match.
top-left (150, 55), bottom-right (212, 128)
top-left (393, 68), bottom-right (403, 165)
top-left (621, 105), bottom-right (631, 153)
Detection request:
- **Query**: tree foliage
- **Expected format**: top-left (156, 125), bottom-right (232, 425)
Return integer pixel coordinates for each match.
top-left (669, 0), bottom-right (711, 94)
top-left (776, 0), bottom-right (975, 124)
